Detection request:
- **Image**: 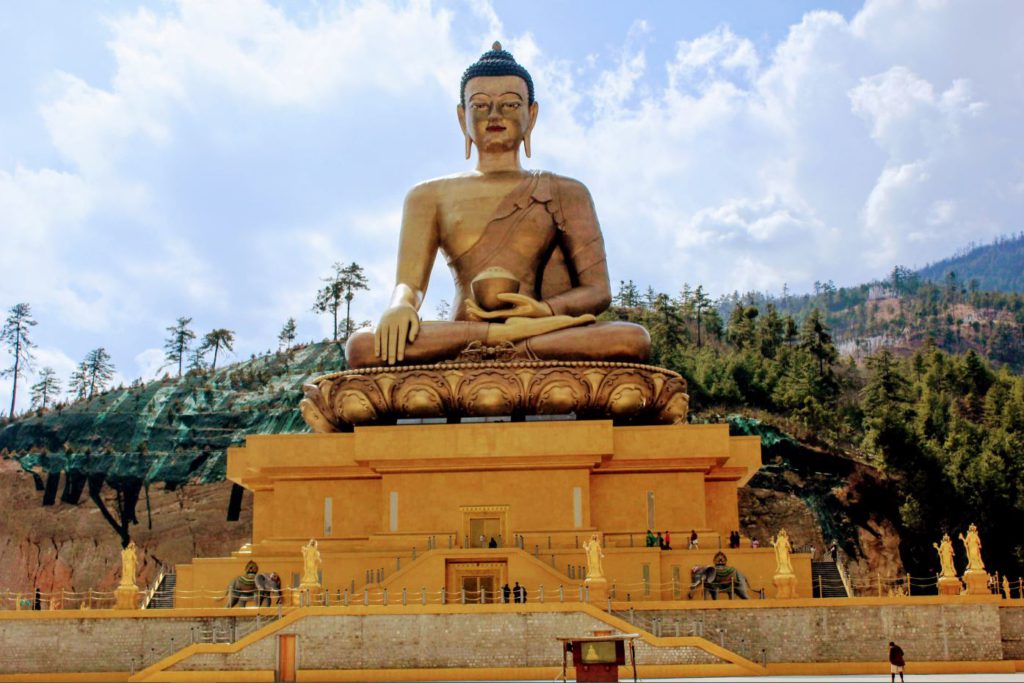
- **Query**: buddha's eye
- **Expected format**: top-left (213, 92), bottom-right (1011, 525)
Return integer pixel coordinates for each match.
top-left (471, 102), bottom-right (489, 110)
top-left (501, 102), bottom-right (521, 111)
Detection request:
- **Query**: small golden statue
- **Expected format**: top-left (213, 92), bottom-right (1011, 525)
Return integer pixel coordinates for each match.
top-left (300, 539), bottom-right (321, 587)
top-left (771, 529), bottom-right (794, 576)
top-left (583, 533), bottom-right (605, 579)
top-left (114, 540), bottom-right (140, 609)
top-left (959, 523), bottom-right (985, 571)
top-left (771, 528), bottom-right (797, 599)
top-left (119, 540), bottom-right (139, 588)
top-left (958, 523), bottom-right (989, 596)
top-left (933, 533), bottom-right (956, 578)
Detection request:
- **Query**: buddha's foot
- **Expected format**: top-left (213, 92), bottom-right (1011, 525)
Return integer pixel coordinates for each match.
top-left (486, 314), bottom-right (596, 344)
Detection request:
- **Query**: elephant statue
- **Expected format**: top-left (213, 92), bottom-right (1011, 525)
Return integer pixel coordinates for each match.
top-left (689, 564), bottom-right (751, 600)
top-left (227, 572), bottom-right (282, 607)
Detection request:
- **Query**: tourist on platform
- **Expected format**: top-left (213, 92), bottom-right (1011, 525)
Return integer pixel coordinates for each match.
top-left (663, 530), bottom-right (672, 550)
top-left (830, 542), bottom-right (838, 562)
top-left (888, 641), bottom-right (905, 683)
top-left (502, 583), bottom-right (511, 603)
top-left (488, 537), bottom-right (498, 548)
top-left (513, 581), bottom-right (523, 603)
top-left (689, 530), bottom-right (699, 550)
top-left (751, 538), bottom-right (760, 548)
top-left (656, 531), bottom-right (664, 549)
top-left (810, 544), bottom-right (816, 560)
top-left (521, 585), bottom-right (528, 602)
top-left (645, 530), bottom-right (656, 547)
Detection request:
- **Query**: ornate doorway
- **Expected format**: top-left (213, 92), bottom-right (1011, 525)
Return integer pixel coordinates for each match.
top-left (445, 560), bottom-right (507, 603)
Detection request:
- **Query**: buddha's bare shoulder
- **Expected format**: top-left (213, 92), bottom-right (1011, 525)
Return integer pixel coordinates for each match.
top-left (545, 172), bottom-right (589, 191)
top-left (406, 172), bottom-right (480, 197)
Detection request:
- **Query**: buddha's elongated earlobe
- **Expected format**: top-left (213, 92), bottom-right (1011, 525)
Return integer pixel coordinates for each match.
top-left (465, 135), bottom-right (473, 160)
top-left (524, 132), bottom-right (532, 158)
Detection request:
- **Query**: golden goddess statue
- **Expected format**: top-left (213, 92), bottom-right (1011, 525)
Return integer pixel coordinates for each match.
top-left (300, 539), bottom-right (321, 586)
top-left (345, 42), bottom-right (649, 368)
top-left (958, 523), bottom-right (985, 572)
top-left (119, 540), bottom-right (138, 589)
top-left (933, 533), bottom-right (956, 578)
top-left (771, 529), bottom-right (794, 576)
top-left (582, 533), bottom-right (605, 579)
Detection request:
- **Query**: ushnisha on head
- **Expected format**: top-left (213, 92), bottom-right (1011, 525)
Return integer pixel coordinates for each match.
top-left (458, 41), bottom-right (539, 160)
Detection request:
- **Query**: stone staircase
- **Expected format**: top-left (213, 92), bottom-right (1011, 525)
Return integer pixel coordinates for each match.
top-left (811, 561), bottom-right (848, 598)
top-left (147, 573), bottom-right (176, 609)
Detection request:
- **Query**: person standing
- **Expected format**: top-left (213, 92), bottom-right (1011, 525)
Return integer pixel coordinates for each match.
top-left (502, 583), bottom-right (511, 604)
top-left (689, 530), bottom-right (698, 550)
top-left (663, 530), bottom-right (672, 550)
top-left (830, 542), bottom-right (838, 563)
top-left (889, 641), bottom-right (905, 683)
top-left (656, 531), bottom-right (664, 549)
top-left (513, 581), bottom-right (523, 603)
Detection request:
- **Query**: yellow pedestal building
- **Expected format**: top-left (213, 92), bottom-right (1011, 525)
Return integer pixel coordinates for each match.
top-left (175, 419), bottom-right (811, 606)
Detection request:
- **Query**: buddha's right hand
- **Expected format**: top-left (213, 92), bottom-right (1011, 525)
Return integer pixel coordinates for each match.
top-left (375, 304), bottom-right (420, 364)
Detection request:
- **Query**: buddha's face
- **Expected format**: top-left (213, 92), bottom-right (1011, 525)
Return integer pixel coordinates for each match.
top-left (458, 75), bottom-right (538, 155)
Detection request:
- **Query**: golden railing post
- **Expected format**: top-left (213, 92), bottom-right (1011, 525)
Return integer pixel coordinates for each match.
top-left (906, 573), bottom-right (911, 596)
top-left (818, 574), bottom-right (823, 598)
top-left (877, 573), bottom-right (882, 597)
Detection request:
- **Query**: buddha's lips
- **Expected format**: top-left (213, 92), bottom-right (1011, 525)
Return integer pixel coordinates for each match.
top-left (486, 125), bottom-right (506, 132)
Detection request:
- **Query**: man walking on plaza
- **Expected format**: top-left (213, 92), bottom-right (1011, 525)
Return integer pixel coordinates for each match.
top-left (889, 641), bottom-right (905, 682)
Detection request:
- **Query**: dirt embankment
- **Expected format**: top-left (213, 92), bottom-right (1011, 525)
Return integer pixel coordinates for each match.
top-left (0, 457), bottom-right (251, 594)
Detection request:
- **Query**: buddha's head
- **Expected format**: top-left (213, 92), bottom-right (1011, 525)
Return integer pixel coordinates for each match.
top-left (458, 42), bottom-right (539, 159)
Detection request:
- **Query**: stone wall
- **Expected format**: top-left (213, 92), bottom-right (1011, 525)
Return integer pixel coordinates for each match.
top-left (172, 611), bottom-right (724, 672)
top-left (638, 601), bottom-right (1004, 663)
top-left (0, 614), bottom-right (258, 674)
top-left (0, 602), bottom-right (1020, 678)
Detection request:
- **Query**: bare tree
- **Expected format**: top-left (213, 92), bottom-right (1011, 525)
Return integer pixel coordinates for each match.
top-left (164, 317), bottom-right (196, 377)
top-left (1, 303), bottom-right (37, 416)
top-left (30, 367), bottom-right (61, 409)
top-left (313, 262), bottom-right (369, 341)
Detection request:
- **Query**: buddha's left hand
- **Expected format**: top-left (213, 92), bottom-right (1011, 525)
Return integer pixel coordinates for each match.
top-left (465, 293), bottom-right (553, 321)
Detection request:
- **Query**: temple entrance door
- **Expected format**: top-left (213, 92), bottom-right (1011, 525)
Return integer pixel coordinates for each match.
top-left (469, 517), bottom-right (502, 548)
top-left (462, 575), bottom-right (496, 603)
top-left (446, 560), bottom-right (506, 603)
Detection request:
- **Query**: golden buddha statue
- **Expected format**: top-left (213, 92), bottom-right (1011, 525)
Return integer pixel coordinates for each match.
top-left (301, 43), bottom-right (686, 431)
top-left (345, 42), bottom-right (649, 368)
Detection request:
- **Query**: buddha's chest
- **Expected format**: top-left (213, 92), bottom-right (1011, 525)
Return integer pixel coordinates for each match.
top-left (436, 179), bottom-right (555, 259)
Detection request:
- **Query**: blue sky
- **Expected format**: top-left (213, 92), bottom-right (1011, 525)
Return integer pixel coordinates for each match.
top-left (1, 0), bottom-right (1022, 414)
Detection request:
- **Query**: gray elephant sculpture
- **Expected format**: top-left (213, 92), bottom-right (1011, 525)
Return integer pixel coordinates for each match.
top-left (227, 572), bottom-right (282, 607)
top-left (689, 564), bottom-right (751, 600)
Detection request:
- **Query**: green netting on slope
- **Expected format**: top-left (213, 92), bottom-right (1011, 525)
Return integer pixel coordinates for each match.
top-left (726, 414), bottom-right (800, 450)
top-left (13, 450), bottom-right (227, 487)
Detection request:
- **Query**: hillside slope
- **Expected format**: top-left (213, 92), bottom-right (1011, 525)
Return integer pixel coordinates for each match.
top-left (918, 233), bottom-right (1024, 293)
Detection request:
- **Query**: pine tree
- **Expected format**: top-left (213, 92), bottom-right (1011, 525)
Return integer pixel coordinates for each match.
top-left (313, 262), bottom-right (369, 341)
top-left (278, 318), bottom-right (297, 350)
top-left (1, 303), bottom-right (37, 416)
top-left (29, 367), bottom-right (61, 409)
top-left (198, 329), bottom-right (235, 370)
top-left (71, 348), bottom-right (115, 399)
top-left (164, 317), bottom-right (196, 377)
